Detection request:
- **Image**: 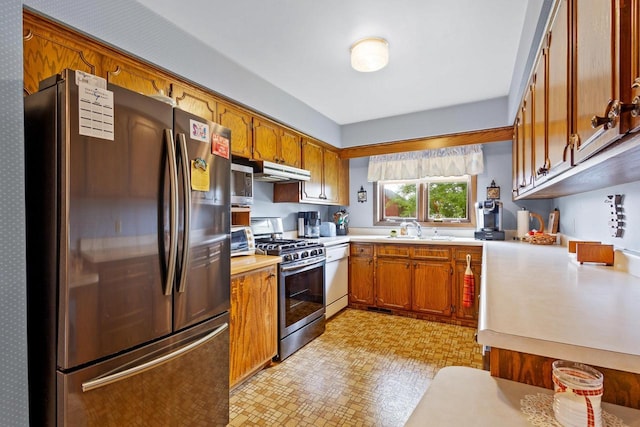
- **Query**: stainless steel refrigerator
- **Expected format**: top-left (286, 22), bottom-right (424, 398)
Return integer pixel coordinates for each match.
top-left (24, 69), bottom-right (231, 426)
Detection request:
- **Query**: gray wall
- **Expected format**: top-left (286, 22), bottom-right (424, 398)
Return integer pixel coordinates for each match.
top-left (1, 1), bottom-right (28, 424)
top-left (555, 182), bottom-right (640, 251)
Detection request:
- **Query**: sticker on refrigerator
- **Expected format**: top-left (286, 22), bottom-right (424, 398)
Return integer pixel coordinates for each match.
top-left (211, 133), bottom-right (230, 159)
top-left (190, 119), bottom-right (209, 143)
top-left (191, 158), bottom-right (210, 192)
top-left (78, 83), bottom-right (114, 140)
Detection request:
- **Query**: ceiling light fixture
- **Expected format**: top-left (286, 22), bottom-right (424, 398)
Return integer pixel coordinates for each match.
top-left (350, 37), bottom-right (389, 72)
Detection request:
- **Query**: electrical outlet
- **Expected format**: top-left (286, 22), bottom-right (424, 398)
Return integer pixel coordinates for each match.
top-left (115, 220), bottom-right (121, 234)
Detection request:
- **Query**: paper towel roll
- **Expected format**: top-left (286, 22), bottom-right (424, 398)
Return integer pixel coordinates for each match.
top-left (517, 209), bottom-right (530, 239)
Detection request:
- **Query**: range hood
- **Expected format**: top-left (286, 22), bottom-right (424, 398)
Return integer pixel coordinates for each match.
top-left (254, 160), bottom-right (311, 182)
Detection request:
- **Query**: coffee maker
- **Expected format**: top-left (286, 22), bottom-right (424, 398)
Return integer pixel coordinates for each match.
top-left (298, 211), bottom-right (320, 238)
top-left (474, 200), bottom-right (505, 240)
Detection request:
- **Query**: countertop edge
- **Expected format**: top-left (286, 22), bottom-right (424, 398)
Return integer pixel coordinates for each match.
top-left (231, 255), bottom-right (282, 276)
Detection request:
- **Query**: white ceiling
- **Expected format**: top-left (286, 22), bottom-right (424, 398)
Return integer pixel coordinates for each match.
top-left (134, 0), bottom-right (529, 125)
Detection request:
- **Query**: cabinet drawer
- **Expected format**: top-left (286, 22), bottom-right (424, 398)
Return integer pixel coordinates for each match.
top-left (376, 244), bottom-right (410, 258)
top-left (350, 243), bottom-right (373, 257)
top-left (412, 246), bottom-right (451, 261)
top-left (453, 246), bottom-right (483, 263)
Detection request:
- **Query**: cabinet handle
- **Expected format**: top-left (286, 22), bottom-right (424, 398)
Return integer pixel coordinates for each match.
top-left (406, 262), bottom-right (410, 269)
top-left (591, 99), bottom-right (619, 130)
top-left (591, 99), bottom-right (630, 130)
top-left (267, 273), bottom-right (276, 279)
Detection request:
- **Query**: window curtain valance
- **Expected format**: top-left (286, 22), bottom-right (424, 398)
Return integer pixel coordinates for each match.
top-left (367, 144), bottom-right (484, 181)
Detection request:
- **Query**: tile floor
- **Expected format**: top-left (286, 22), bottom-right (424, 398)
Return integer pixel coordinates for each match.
top-left (229, 309), bottom-right (483, 426)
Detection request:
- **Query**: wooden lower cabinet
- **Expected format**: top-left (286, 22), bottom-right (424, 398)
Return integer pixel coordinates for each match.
top-left (348, 243), bottom-right (481, 327)
top-left (375, 257), bottom-right (412, 311)
top-left (489, 348), bottom-right (640, 410)
top-left (348, 243), bottom-right (375, 305)
top-left (452, 247), bottom-right (482, 322)
top-left (413, 261), bottom-right (452, 316)
top-left (229, 265), bottom-right (277, 388)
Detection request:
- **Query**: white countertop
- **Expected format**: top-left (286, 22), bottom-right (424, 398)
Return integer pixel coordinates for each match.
top-left (348, 235), bottom-right (483, 246)
top-left (477, 241), bottom-right (640, 374)
top-left (404, 366), bottom-right (640, 426)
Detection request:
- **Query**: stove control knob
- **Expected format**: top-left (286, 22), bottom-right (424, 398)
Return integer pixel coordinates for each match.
top-left (283, 254), bottom-right (292, 262)
top-left (301, 251), bottom-right (309, 259)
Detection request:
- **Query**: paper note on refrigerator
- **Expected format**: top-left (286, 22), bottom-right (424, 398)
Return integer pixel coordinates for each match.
top-left (78, 82), bottom-right (114, 140)
top-left (191, 160), bottom-right (210, 192)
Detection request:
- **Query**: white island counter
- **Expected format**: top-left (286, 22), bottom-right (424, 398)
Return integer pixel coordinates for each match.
top-left (477, 240), bottom-right (640, 374)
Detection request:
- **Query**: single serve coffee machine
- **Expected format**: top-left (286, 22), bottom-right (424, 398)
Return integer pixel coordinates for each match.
top-left (474, 200), bottom-right (505, 240)
top-left (298, 211), bottom-right (320, 238)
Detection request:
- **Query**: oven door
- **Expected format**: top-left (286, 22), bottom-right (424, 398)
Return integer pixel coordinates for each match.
top-left (279, 259), bottom-right (325, 339)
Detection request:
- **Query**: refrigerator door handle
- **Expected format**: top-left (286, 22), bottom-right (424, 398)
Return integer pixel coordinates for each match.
top-left (81, 322), bottom-right (228, 392)
top-left (177, 133), bottom-right (191, 293)
top-left (164, 129), bottom-right (179, 296)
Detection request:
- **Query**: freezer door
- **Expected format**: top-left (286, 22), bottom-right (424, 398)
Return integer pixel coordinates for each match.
top-left (173, 109), bottom-right (231, 331)
top-left (61, 75), bottom-right (174, 369)
top-left (58, 314), bottom-right (229, 427)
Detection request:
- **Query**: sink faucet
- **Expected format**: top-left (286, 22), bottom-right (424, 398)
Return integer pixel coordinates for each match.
top-left (411, 221), bottom-right (422, 238)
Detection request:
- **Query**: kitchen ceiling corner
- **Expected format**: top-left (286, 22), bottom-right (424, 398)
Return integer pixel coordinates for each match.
top-left (134, 0), bottom-right (530, 125)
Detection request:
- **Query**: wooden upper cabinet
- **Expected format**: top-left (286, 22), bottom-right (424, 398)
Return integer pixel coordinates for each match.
top-left (512, 117), bottom-right (521, 197)
top-left (322, 148), bottom-right (341, 203)
top-left (533, 55), bottom-right (547, 182)
top-left (521, 90), bottom-right (534, 191)
top-left (253, 118), bottom-right (280, 163)
top-left (546, 0), bottom-right (572, 176)
top-left (298, 139), bottom-right (341, 204)
top-left (629, 0), bottom-right (640, 132)
top-left (572, 0), bottom-right (628, 163)
top-left (253, 118), bottom-right (302, 168)
top-left (217, 101), bottom-right (253, 159)
top-left (172, 84), bottom-right (217, 123)
top-left (23, 12), bottom-right (102, 95)
top-left (300, 139), bottom-right (325, 201)
top-left (103, 57), bottom-right (171, 98)
top-left (279, 128), bottom-right (302, 168)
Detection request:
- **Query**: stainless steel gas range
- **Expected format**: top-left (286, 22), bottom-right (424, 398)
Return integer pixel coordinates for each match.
top-left (251, 218), bottom-right (326, 361)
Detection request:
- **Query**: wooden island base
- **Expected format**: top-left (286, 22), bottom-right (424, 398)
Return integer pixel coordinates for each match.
top-left (489, 347), bottom-right (640, 410)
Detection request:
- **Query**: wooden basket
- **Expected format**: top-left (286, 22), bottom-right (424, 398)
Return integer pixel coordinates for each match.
top-left (525, 233), bottom-right (556, 245)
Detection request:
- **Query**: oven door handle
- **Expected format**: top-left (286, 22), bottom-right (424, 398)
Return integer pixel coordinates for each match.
top-left (280, 258), bottom-right (325, 272)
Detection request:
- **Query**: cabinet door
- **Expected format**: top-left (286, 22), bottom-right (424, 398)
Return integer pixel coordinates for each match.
top-left (338, 158), bottom-right (350, 206)
top-left (453, 261), bottom-right (481, 322)
top-left (533, 54), bottom-right (548, 182)
top-left (173, 84), bottom-right (218, 123)
top-left (512, 117), bottom-right (521, 198)
top-left (452, 247), bottom-right (482, 322)
top-left (522, 88), bottom-right (534, 190)
top-left (375, 258), bottom-right (411, 310)
top-left (546, 0), bottom-right (572, 174)
top-left (301, 139), bottom-right (324, 201)
top-left (104, 57), bottom-right (171, 97)
top-left (280, 128), bottom-right (302, 167)
top-left (229, 266), bottom-right (277, 387)
top-left (412, 261), bottom-right (452, 316)
top-left (23, 13), bottom-right (102, 95)
top-left (323, 148), bottom-right (341, 203)
top-left (573, 0), bottom-right (625, 162)
top-left (253, 118), bottom-right (280, 163)
top-left (218, 102), bottom-right (252, 158)
top-left (348, 256), bottom-right (374, 305)
top-left (630, 0), bottom-right (640, 132)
